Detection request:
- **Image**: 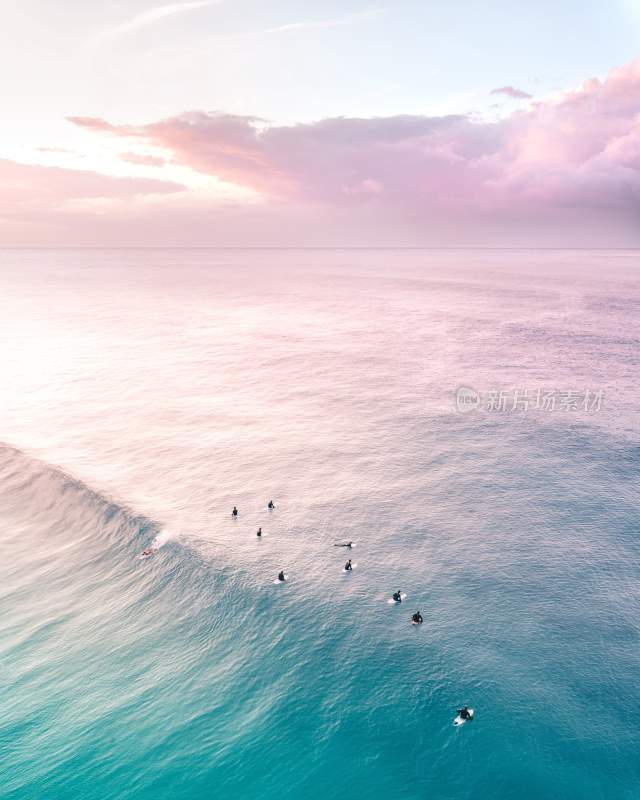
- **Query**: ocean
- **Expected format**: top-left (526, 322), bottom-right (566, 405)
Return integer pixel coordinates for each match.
top-left (1, 248), bottom-right (638, 800)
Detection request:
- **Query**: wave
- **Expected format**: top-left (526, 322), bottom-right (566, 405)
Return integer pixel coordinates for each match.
top-left (0, 442), bottom-right (162, 550)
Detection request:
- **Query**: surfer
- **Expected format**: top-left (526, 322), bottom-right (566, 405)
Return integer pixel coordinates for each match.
top-left (277, 570), bottom-right (286, 582)
top-left (268, 500), bottom-right (275, 509)
top-left (411, 611), bottom-right (423, 624)
top-left (141, 547), bottom-right (156, 557)
top-left (345, 559), bottom-right (353, 571)
top-left (257, 527), bottom-right (262, 537)
top-left (457, 705), bottom-right (471, 720)
top-left (334, 541), bottom-right (353, 548)
top-left (392, 590), bottom-right (403, 602)
top-left (232, 506), bottom-right (238, 517)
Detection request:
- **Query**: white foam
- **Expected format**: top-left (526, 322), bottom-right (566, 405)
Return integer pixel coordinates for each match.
top-left (152, 528), bottom-right (174, 549)
top-left (140, 528), bottom-right (174, 557)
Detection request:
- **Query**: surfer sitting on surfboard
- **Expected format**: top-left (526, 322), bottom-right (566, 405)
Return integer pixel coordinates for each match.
top-left (412, 611), bottom-right (423, 624)
top-left (344, 559), bottom-right (353, 571)
top-left (392, 590), bottom-right (403, 602)
top-left (277, 570), bottom-right (286, 582)
top-left (232, 506), bottom-right (238, 517)
top-left (268, 500), bottom-right (275, 509)
top-left (457, 705), bottom-right (472, 721)
top-left (257, 527), bottom-right (262, 537)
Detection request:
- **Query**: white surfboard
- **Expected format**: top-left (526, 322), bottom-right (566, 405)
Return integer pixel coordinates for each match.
top-left (387, 593), bottom-right (407, 604)
top-left (453, 709), bottom-right (474, 727)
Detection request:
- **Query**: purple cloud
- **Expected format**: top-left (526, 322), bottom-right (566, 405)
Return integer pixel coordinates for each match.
top-left (69, 58), bottom-right (640, 222)
top-left (4, 57), bottom-right (637, 246)
top-left (490, 86), bottom-right (533, 100)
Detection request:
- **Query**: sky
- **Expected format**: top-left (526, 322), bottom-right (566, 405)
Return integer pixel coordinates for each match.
top-left (1, 0), bottom-right (640, 246)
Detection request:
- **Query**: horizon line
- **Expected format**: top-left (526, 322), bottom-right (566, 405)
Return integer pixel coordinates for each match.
top-left (1, 246), bottom-right (639, 252)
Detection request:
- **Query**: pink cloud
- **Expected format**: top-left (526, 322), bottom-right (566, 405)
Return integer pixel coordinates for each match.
top-left (69, 111), bottom-right (495, 203)
top-left (67, 58), bottom-right (640, 228)
top-left (36, 146), bottom-right (75, 154)
top-left (0, 158), bottom-right (182, 206)
top-left (0, 158), bottom-right (184, 243)
top-left (3, 58), bottom-right (638, 245)
top-left (119, 152), bottom-right (167, 167)
top-left (70, 112), bottom-right (294, 194)
top-left (490, 86), bottom-right (532, 100)
top-left (66, 116), bottom-right (128, 134)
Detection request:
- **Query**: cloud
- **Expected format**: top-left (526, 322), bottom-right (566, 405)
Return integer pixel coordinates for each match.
top-left (68, 57), bottom-right (640, 226)
top-left (120, 152), bottom-right (167, 167)
top-left (66, 116), bottom-right (125, 134)
top-left (15, 57), bottom-right (640, 245)
top-left (95, 1), bottom-right (219, 42)
top-left (0, 158), bottom-right (183, 226)
top-left (266, 8), bottom-right (384, 34)
top-left (490, 85), bottom-right (533, 100)
top-left (36, 146), bottom-right (75, 154)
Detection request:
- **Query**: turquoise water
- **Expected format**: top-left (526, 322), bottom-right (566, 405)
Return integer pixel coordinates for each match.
top-left (1, 249), bottom-right (639, 799)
